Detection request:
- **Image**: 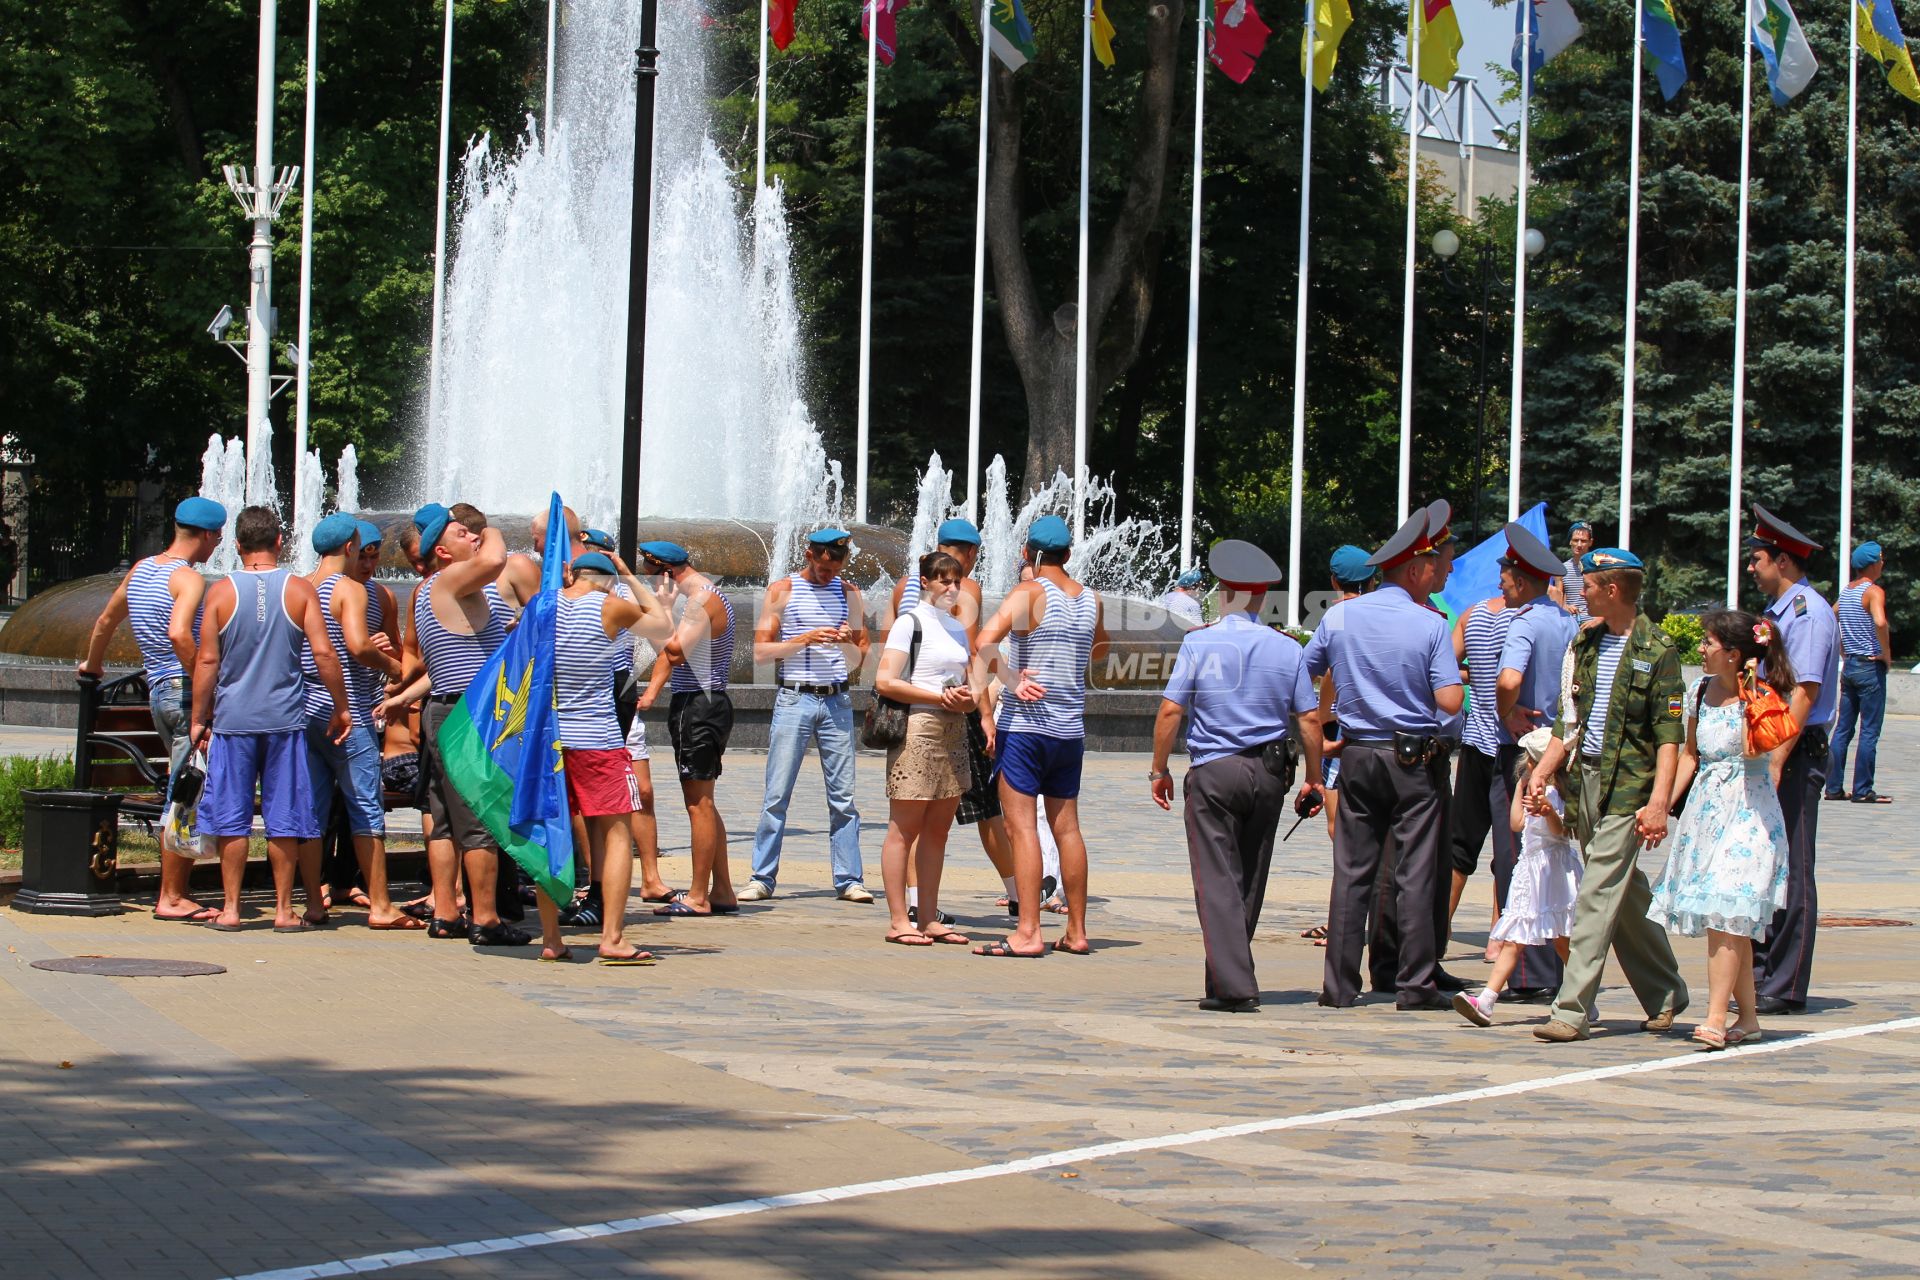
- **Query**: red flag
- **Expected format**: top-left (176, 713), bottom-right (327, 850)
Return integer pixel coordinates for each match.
top-left (1208, 0), bottom-right (1272, 83)
top-left (860, 0), bottom-right (912, 66)
top-left (769, 0), bottom-right (796, 51)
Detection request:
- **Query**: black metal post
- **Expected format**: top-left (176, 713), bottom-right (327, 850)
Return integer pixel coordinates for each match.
top-left (619, 0), bottom-right (660, 567)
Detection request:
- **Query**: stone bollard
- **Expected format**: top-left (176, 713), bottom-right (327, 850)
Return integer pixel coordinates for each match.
top-left (11, 789), bottom-right (124, 916)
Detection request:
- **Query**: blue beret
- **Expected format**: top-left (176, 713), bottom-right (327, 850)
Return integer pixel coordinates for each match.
top-left (936, 518), bottom-right (981, 546)
top-left (355, 520), bottom-right (384, 549)
top-left (572, 551), bottom-right (616, 575)
top-left (1851, 541), bottom-right (1883, 572)
top-left (807, 527), bottom-right (853, 547)
top-left (1569, 520), bottom-right (1592, 534)
top-left (1176, 568), bottom-right (1206, 589)
top-left (175, 497), bottom-right (227, 531)
top-left (637, 539), bottom-right (689, 566)
top-left (1580, 546), bottom-right (1643, 573)
top-left (413, 503), bottom-right (452, 554)
top-left (582, 527), bottom-right (616, 551)
top-left (310, 512), bottom-right (359, 554)
top-left (1026, 514), bottom-right (1072, 553)
top-left (1328, 544), bottom-right (1375, 584)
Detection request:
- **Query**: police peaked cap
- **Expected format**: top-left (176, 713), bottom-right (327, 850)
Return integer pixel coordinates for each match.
top-left (1367, 510), bottom-right (1434, 570)
top-left (1744, 503), bottom-right (1822, 561)
top-left (1207, 539), bottom-right (1282, 588)
top-left (1501, 523), bottom-right (1561, 582)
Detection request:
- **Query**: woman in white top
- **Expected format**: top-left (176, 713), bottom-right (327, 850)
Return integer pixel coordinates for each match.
top-left (875, 552), bottom-right (978, 946)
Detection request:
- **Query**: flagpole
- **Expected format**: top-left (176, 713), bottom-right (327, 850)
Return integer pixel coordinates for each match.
top-left (967, 0), bottom-right (992, 522)
top-left (1507, 18), bottom-right (1532, 524)
top-left (1619, 0), bottom-right (1644, 550)
top-left (855, 3), bottom-right (878, 525)
top-left (1840, 0), bottom-right (1859, 570)
top-left (545, 0), bottom-right (557, 136)
top-left (1179, 4), bottom-right (1205, 572)
top-left (756, 0), bottom-right (770, 191)
top-left (427, 0), bottom-right (454, 443)
top-left (1074, 0), bottom-right (1093, 540)
top-left (1397, 39), bottom-right (1420, 526)
top-left (1287, 0), bottom-right (1314, 627)
top-left (1728, 8), bottom-right (1754, 607)
top-left (293, 0), bottom-right (318, 536)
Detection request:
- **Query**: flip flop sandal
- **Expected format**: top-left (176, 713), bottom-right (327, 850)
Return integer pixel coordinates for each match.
top-left (1040, 897), bottom-right (1068, 915)
top-left (1051, 940), bottom-right (1092, 956)
top-left (972, 940), bottom-right (1046, 958)
top-left (400, 901), bottom-right (435, 921)
top-left (923, 931), bottom-right (973, 945)
top-left (1725, 1028), bottom-right (1765, 1046)
top-left (160, 907), bottom-right (221, 923)
top-left (1853, 792), bottom-right (1893, 804)
top-left (539, 947), bottom-right (573, 964)
top-left (653, 900), bottom-right (711, 917)
top-left (273, 921), bottom-right (319, 934)
top-left (1300, 924), bottom-right (1329, 940)
top-left (202, 920), bottom-right (245, 932)
top-left (709, 902), bottom-right (741, 915)
top-left (640, 890), bottom-right (684, 904)
top-left (1690, 1027), bottom-right (1728, 1052)
top-left (596, 950), bottom-right (656, 966)
top-left (368, 916), bottom-right (427, 931)
top-left (885, 932), bottom-right (934, 946)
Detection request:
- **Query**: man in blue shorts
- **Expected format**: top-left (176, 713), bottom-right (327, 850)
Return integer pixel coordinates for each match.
top-left (973, 515), bottom-right (1109, 958)
top-left (192, 506), bottom-right (352, 932)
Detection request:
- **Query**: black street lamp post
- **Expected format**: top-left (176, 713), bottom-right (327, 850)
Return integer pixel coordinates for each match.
top-left (619, 0), bottom-right (660, 566)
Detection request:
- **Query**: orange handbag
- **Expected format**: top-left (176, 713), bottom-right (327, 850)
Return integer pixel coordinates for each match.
top-left (1738, 667), bottom-right (1796, 756)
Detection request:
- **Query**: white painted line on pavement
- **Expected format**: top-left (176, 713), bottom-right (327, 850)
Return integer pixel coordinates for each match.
top-left (222, 1014), bottom-right (1920, 1280)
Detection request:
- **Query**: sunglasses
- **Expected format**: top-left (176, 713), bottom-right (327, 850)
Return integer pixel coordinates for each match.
top-left (812, 544), bottom-right (851, 560)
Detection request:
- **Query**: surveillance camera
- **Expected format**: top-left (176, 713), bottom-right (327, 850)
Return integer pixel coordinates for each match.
top-left (207, 305), bottom-right (235, 342)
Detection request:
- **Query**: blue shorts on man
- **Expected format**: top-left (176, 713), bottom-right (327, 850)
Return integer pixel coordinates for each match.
top-left (996, 731), bottom-right (1084, 799)
top-left (304, 716), bottom-right (386, 836)
top-left (199, 730), bottom-right (323, 840)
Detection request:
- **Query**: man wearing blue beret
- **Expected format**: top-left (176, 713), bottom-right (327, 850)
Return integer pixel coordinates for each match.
top-left (1826, 540), bottom-right (1891, 805)
top-left (79, 496), bottom-right (228, 922)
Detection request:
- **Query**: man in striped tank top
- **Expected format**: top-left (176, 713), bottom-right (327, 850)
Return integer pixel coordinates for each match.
top-left (636, 540), bottom-right (743, 916)
top-left (299, 514), bottom-right (413, 929)
top-left (746, 529), bottom-right (872, 902)
top-left (1826, 541), bottom-right (1891, 804)
top-left (191, 506), bottom-right (353, 932)
top-left (403, 502), bottom-right (525, 944)
top-left (81, 496), bottom-right (227, 922)
top-left (555, 552), bottom-right (673, 962)
top-left (972, 515), bottom-right (1110, 958)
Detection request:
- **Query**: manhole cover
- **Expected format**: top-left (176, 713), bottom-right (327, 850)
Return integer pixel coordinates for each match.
top-left (30, 958), bottom-right (226, 978)
top-left (1818, 917), bottom-right (1914, 929)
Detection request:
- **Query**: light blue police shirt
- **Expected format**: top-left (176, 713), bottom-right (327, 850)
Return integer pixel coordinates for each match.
top-left (1302, 584), bottom-right (1460, 738)
top-left (1498, 598), bottom-right (1579, 736)
top-left (1766, 577), bottom-right (1839, 728)
top-left (1162, 613), bottom-right (1316, 768)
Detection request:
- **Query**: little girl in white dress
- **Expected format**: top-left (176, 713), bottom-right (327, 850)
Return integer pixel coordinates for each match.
top-left (1456, 728), bottom-right (1581, 1026)
top-left (1646, 610), bottom-right (1793, 1051)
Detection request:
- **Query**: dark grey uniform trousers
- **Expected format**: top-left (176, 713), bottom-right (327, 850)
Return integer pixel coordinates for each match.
top-left (1183, 753), bottom-right (1288, 1001)
top-left (1326, 743), bottom-right (1444, 1005)
top-left (1369, 744), bottom-right (1463, 990)
top-left (1755, 726), bottom-right (1826, 1004)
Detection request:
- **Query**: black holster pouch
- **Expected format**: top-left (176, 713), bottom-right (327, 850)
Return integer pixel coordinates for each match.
top-left (1262, 738), bottom-right (1299, 790)
top-left (1392, 732), bottom-right (1437, 767)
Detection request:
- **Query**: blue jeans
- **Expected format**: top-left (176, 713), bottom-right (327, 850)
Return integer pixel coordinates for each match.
top-left (148, 676), bottom-right (192, 806)
top-left (1826, 655), bottom-right (1886, 796)
top-left (751, 689), bottom-right (863, 890)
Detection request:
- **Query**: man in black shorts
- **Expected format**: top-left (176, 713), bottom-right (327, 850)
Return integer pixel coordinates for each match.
top-left (636, 541), bottom-right (740, 917)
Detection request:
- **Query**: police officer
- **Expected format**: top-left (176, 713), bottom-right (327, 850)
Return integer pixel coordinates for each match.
top-left (1491, 521), bottom-right (1578, 994)
top-left (1150, 541), bottom-right (1324, 1012)
top-left (1304, 509), bottom-right (1464, 1008)
top-left (1746, 503), bottom-right (1839, 1015)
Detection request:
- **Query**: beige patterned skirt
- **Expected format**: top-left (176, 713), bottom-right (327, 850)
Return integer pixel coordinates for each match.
top-left (885, 710), bottom-right (970, 801)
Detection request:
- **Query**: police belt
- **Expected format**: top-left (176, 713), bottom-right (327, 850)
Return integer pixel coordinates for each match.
top-left (426, 692), bottom-right (463, 705)
top-left (1344, 735), bottom-right (1456, 766)
top-left (781, 681), bottom-right (849, 697)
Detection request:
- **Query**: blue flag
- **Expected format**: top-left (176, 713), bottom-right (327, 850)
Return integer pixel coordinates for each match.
top-left (1642, 0), bottom-right (1689, 100)
top-left (436, 491), bottom-right (574, 904)
top-left (1437, 502), bottom-right (1552, 620)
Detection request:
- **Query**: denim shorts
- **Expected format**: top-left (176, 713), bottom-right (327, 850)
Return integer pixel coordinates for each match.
top-left (996, 731), bottom-right (1085, 800)
top-left (304, 715), bottom-right (386, 836)
top-left (200, 730), bottom-right (321, 840)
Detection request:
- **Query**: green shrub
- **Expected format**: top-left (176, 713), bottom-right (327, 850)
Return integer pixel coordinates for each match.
top-left (0, 754), bottom-right (77, 849)
top-left (1660, 613), bottom-right (1705, 666)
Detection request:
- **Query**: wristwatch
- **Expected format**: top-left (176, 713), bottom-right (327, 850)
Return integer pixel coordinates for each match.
top-left (1148, 768), bottom-right (1170, 781)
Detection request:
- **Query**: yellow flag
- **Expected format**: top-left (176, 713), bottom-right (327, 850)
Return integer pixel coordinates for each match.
top-left (1409, 0), bottom-right (1463, 92)
top-left (1302, 0), bottom-right (1355, 91)
top-left (1092, 0), bottom-right (1117, 67)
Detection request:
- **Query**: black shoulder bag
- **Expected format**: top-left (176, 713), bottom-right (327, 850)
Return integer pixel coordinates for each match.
top-left (861, 615), bottom-right (922, 748)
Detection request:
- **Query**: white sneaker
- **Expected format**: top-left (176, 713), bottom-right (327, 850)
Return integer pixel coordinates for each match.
top-left (838, 881), bottom-right (875, 904)
top-left (737, 880), bottom-right (773, 901)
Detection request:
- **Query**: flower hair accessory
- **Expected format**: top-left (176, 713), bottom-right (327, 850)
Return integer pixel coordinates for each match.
top-left (1752, 620), bottom-right (1772, 645)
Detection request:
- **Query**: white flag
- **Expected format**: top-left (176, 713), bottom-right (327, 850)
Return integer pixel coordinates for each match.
top-left (1512, 0), bottom-right (1584, 75)
top-left (1748, 0), bottom-right (1819, 104)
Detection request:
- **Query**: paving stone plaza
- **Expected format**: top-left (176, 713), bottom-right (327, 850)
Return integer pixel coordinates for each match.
top-left (4, 718), bottom-right (1918, 1279)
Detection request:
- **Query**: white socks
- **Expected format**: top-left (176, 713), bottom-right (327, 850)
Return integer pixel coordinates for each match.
top-left (1477, 988), bottom-right (1500, 1013)
top-left (1001, 875), bottom-right (1018, 897)
top-left (907, 887), bottom-right (919, 908)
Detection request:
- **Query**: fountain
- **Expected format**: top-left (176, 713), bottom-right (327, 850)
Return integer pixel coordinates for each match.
top-left (422, 0), bottom-right (845, 579)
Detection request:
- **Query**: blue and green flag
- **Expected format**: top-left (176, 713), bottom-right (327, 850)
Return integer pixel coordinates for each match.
top-left (436, 491), bottom-right (574, 905)
top-left (1642, 0), bottom-right (1689, 100)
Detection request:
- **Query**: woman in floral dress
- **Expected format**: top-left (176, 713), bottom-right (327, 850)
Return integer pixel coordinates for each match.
top-left (1647, 611), bottom-right (1795, 1050)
